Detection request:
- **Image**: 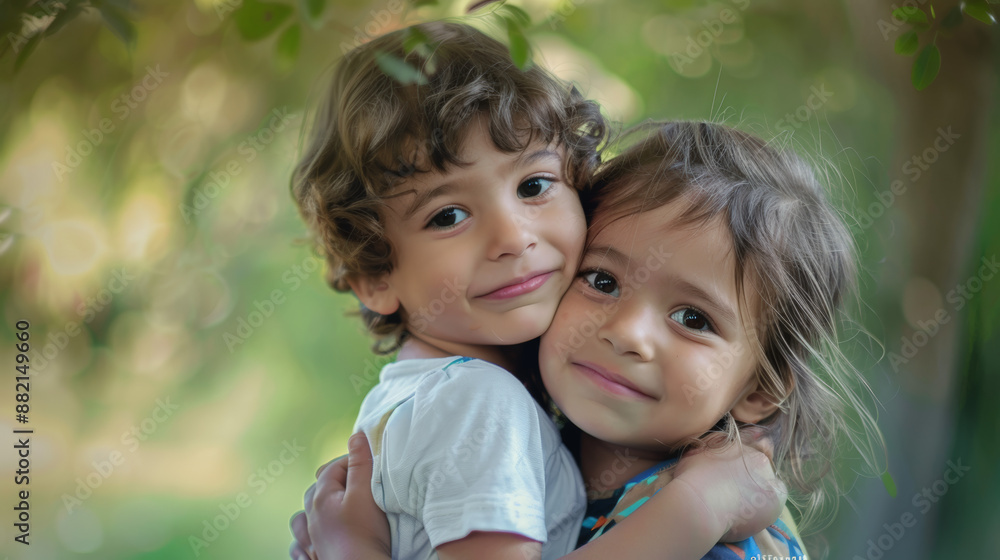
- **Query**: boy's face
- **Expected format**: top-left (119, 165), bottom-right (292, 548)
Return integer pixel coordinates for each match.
top-left (372, 118), bottom-right (586, 351)
top-left (539, 200), bottom-right (770, 452)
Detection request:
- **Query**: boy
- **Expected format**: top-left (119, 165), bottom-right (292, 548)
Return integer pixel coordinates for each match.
top-left (291, 20), bottom-right (607, 560)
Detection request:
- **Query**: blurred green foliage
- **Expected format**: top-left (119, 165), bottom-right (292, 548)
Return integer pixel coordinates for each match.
top-left (0, 0), bottom-right (997, 559)
top-left (887, 2), bottom-right (996, 90)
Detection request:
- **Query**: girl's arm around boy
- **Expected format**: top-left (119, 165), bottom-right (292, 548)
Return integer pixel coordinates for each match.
top-left (290, 433), bottom-right (787, 560)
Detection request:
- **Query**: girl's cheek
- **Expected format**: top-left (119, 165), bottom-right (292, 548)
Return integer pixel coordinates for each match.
top-left (546, 312), bottom-right (570, 346)
top-left (541, 304), bottom-right (569, 346)
top-left (551, 293), bottom-right (591, 344)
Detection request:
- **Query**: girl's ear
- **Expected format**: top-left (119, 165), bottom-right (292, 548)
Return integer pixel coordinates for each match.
top-left (731, 378), bottom-right (785, 425)
top-left (347, 275), bottom-right (400, 316)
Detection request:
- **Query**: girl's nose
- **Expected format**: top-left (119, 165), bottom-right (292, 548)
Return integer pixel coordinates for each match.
top-left (597, 300), bottom-right (657, 361)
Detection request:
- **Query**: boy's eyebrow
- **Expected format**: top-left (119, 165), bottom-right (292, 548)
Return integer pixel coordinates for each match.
top-left (513, 149), bottom-right (562, 168)
top-left (399, 183), bottom-right (457, 220)
top-left (398, 149), bottom-right (561, 220)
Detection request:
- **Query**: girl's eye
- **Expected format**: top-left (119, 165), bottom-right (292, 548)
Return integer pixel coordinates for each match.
top-left (582, 270), bottom-right (620, 297)
top-left (517, 177), bottom-right (555, 199)
top-left (669, 308), bottom-right (713, 333)
top-left (427, 207), bottom-right (469, 229)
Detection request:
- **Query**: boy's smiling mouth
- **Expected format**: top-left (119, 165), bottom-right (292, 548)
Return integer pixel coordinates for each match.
top-left (476, 270), bottom-right (557, 300)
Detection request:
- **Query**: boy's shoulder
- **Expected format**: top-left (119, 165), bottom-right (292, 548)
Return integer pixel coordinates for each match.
top-left (355, 356), bottom-right (537, 430)
top-left (381, 355), bottom-right (508, 379)
top-left (371, 355), bottom-right (525, 396)
top-left (354, 355), bottom-right (563, 497)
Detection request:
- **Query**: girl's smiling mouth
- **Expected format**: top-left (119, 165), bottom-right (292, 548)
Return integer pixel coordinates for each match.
top-left (572, 361), bottom-right (657, 400)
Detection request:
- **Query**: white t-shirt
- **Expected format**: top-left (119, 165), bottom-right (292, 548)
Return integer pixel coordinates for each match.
top-left (353, 356), bottom-right (585, 560)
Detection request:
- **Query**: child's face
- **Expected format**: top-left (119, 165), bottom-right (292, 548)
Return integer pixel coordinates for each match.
top-left (374, 118), bottom-right (587, 348)
top-left (539, 200), bottom-right (762, 452)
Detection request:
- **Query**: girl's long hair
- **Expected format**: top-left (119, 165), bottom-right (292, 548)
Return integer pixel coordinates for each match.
top-left (584, 121), bottom-right (886, 536)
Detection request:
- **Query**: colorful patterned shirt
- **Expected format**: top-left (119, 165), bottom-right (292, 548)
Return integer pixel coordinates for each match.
top-left (578, 458), bottom-right (807, 559)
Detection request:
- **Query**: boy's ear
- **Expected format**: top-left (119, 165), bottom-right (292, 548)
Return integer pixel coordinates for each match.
top-left (347, 275), bottom-right (400, 316)
top-left (731, 378), bottom-right (786, 425)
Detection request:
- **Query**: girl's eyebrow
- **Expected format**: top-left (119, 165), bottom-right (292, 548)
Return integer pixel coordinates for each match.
top-left (584, 244), bottom-right (738, 327)
top-left (583, 245), bottom-right (633, 270)
top-left (665, 274), bottom-right (738, 328)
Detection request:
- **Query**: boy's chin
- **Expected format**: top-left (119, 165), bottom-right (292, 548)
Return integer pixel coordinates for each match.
top-left (479, 321), bottom-right (549, 345)
top-left (494, 305), bottom-right (558, 341)
top-left (426, 303), bottom-right (557, 346)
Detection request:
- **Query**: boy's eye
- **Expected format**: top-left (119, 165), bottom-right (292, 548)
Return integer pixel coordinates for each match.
top-left (582, 270), bottom-right (620, 297)
top-left (517, 177), bottom-right (554, 199)
top-left (427, 207), bottom-right (469, 229)
top-left (669, 308), bottom-right (713, 333)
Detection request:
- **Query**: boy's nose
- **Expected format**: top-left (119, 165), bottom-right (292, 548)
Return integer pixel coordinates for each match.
top-left (487, 211), bottom-right (536, 260)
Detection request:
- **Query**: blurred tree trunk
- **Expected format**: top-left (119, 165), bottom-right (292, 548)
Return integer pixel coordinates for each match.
top-left (841, 1), bottom-right (994, 558)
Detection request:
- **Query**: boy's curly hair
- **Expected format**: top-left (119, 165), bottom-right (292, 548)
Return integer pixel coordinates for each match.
top-left (291, 20), bottom-right (607, 354)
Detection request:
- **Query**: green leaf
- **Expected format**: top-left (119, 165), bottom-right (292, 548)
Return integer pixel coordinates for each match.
top-left (13, 32), bottom-right (42, 73)
top-left (941, 5), bottom-right (964, 28)
top-left (298, 0), bottom-right (325, 22)
top-left (423, 54), bottom-right (437, 74)
top-left (963, 0), bottom-right (997, 24)
top-left (501, 4), bottom-right (532, 27)
top-left (881, 470), bottom-right (897, 498)
top-left (892, 6), bottom-right (928, 25)
top-left (275, 23), bottom-right (301, 67)
top-left (413, 0), bottom-right (438, 7)
top-left (403, 27), bottom-right (430, 54)
top-left (911, 44), bottom-right (941, 90)
top-left (234, 0), bottom-right (293, 42)
top-left (96, 2), bottom-right (137, 48)
top-left (375, 52), bottom-right (428, 85)
top-left (45, 2), bottom-right (86, 37)
top-left (401, 28), bottom-right (437, 72)
top-left (506, 17), bottom-right (531, 69)
top-left (894, 30), bottom-right (919, 55)
top-left (465, 0), bottom-right (492, 11)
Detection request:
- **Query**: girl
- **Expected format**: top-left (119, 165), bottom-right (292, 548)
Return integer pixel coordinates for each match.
top-left (293, 121), bottom-right (885, 558)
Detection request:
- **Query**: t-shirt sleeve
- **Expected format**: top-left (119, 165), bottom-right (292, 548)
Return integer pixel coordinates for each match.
top-left (378, 361), bottom-right (549, 548)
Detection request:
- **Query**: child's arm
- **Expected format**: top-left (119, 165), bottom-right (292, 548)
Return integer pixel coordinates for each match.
top-left (293, 432), bottom-right (543, 560)
top-left (673, 436), bottom-right (787, 542)
top-left (560, 442), bottom-right (786, 559)
top-left (296, 434), bottom-right (783, 560)
top-left (291, 433), bottom-right (390, 560)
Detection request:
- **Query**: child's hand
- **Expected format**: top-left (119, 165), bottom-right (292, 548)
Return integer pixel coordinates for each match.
top-left (290, 454), bottom-right (346, 560)
top-left (289, 509), bottom-right (314, 559)
top-left (289, 453), bottom-right (349, 560)
top-left (289, 432), bottom-right (391, 560)
top-left (673, 431), bottom-right (786, 542)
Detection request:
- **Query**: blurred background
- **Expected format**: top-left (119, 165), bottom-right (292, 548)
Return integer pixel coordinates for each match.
top-left (0, 0), bottom-right (996, 558)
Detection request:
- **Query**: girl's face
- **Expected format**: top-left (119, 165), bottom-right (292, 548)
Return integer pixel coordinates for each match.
top-left (539, 199), bottom-right (768, 452)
